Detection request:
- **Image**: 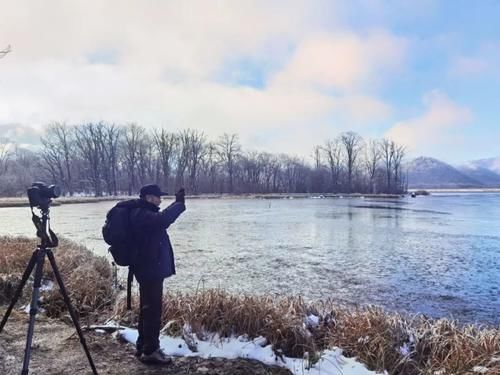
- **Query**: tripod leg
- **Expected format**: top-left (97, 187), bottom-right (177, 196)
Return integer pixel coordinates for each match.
top-left (46, 250), bottom-right (98, 375)
top-left (21, 249), bottom-right (45, 375)
top-left (0, 249), bottom-right (38, 334)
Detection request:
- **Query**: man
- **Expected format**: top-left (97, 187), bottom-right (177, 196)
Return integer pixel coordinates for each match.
top-left (128, 184), bottom-right (186, 364)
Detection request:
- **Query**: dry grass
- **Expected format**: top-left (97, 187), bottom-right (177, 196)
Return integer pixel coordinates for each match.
top-left (2, 236), bottom-right (498, 373)
top-left (115, 290), bottom-right (500, 375)
top-left (0, 235), bottom-right (115, 319)
top-left (330, 306), bottom-right (500, 374)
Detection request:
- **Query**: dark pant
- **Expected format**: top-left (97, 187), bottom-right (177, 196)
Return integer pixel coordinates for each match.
top-left (136, 278), bottom-right (164, 355)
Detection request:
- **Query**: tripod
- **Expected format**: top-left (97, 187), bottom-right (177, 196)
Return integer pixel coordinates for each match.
top-left (0, 205), bottom-right (98, 375)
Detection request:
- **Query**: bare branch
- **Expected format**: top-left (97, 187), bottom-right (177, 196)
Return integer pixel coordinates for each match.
top-left (0, 45), bottom-right (12, 59)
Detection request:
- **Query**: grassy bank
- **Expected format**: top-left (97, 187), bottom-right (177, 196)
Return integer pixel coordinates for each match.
top-left (1, 236), bottom-right (498, 374)
top-left (114, 291), bottom-right (499, 374)
top-left (0, 236), bottom-right (115, 318)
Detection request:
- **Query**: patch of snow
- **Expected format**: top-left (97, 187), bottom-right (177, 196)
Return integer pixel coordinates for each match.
top-left (118, 327), bottom-right (385, 375)
top-left (305, 314), bottom-right (320, 328)
top-left (20, 303), bottom-right (45, 314)
top-left (41, 280), bottom-right (54, 292)
top-left (399, 343), bottom-right (410, 356)
top-left (472, 366), bottom-right (489, 374)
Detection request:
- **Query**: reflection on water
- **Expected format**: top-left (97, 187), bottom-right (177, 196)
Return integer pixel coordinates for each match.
top-left (0, 194), bottom-right (499, 324)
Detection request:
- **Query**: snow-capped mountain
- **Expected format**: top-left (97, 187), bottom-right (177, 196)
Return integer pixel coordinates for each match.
top-left (407, 157), bottom-right (482, 188)
top-left (462, 157), bottom-right (500, 174)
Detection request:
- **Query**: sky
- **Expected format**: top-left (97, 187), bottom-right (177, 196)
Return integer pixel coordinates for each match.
top-left (0, 0), bottom-right (499, 164)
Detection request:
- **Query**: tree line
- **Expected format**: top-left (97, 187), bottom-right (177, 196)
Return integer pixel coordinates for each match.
top-left (0, 123), bottom-right (407, 197)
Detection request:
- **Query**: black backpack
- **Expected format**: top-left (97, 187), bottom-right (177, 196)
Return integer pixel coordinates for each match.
top-left (102, 204), bottom-right (138, 266)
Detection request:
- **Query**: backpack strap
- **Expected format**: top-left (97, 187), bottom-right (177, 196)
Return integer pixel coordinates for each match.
top-left (127, 267), bottom-right (133, 310)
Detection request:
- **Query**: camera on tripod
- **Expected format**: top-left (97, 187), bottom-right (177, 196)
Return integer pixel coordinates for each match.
top-left (0, 181), bottom-right (98, 374)
top-left (27, 182), bottom-right (61, 209)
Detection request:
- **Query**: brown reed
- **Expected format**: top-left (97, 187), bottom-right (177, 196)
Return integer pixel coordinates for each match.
top-left (115, 290), bottom-right (500, 375)
top-left (0, 235), bottom-right (115, 319)
top-left (2, 236), bottom-right (498, 374)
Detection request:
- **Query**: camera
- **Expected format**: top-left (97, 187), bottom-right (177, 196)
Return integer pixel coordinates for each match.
top-left (27, 182), bottom-right (61, 209)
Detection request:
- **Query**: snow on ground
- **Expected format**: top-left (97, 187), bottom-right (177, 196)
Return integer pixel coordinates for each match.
top-left (116, 325), bottom-right (385, 375)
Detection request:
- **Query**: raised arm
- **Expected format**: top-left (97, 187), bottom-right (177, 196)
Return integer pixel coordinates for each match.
top-left (135, 202), bottom-right (186, 231)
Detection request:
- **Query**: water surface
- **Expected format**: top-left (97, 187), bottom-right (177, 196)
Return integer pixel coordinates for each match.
top-left (0, 194), bottom-right (498, 324)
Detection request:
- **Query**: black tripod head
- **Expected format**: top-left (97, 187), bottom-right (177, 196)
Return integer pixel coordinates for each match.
top-left (27, 182), bottom-right (60, 248)
top-left (31, 207), bottom-right (58, 249)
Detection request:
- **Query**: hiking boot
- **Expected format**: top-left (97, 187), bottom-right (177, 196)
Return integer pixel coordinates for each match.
top-left (140, 348), bottom-right (172, 365)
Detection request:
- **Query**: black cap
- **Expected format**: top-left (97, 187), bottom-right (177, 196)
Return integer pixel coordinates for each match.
top-left (139, 184), bottom-right (168, 198)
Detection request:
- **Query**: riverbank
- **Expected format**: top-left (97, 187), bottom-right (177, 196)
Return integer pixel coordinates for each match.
top-left (0, 308), bottom-right (290, 375)
top-left (409, 188), bottom-right (500, 193)
top-left (1, 236), bottom-right (498, 374)
top-left (0, 193), bottom-right (406, 208)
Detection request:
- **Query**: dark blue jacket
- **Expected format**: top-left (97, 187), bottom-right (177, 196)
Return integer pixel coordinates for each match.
top-left (117, 198), bottom-right (185, 283)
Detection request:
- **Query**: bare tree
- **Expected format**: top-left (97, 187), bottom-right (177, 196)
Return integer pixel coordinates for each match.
top-left (258, 152), bottom-right (272, 193)
top-left (259, 153), bottom-right (279, 193)
top-left (0, 138), bottom-right (11, 176)
top-left (40, 123), bottom-right (75, 195)
top-left (14, 146), bottom-right (41, 189)
top-left (100, 123), bottom-right (122, 195)
top-left (75, 123), bottom-right (105, 196)
top-left (269, 155), bottom-right (282, 193)
top-left (174, 130), bottom-right (191, 190)
top-left (122, 124), bottom-right (144, 195)
top-left (322, 139), bottom-right (342, 192)
top-left (185, 129), bottom-right (206, 194)
top-left (200, 142), bottom-right (219, 193)
top-left (364, 139), bottom-right (381, 194)
top-left (240, 151), bottom-right (265, 193)
top-left (312, 146), bottom-right (322, 170)
top-left (393, 144), bottom-right (406, 193)
top-left (280, 155), bottom-right (308, 193)
top-left (153, 129), bottom-right (177, 192)
top-left (137, 133), bottom-right (156, 187)
top-left (216, 133), bottom-right (241, 193)
top-left (380, 138), bottom-right (395, 193)
top-left (1, 121), bottom-right (412, 196)
top-left (340, 131), bottom-right (363, 193)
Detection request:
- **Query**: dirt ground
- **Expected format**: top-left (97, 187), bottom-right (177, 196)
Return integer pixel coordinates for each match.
top-left (0, 308), bottom-right (291, 375)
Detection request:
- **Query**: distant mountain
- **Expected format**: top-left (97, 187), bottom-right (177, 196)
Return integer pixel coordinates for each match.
top-left (407, 157), bottom-right (483, 189)
top-left (462, 157), bottom-right (500, 174)
top-left (457, 163), bottom-right (500, 187)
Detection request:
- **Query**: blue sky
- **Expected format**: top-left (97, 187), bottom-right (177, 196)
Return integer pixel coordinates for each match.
top-left (0, 0), bottom-right (499, 163)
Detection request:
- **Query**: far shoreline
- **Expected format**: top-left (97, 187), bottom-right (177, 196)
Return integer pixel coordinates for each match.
top-left (1, 188), bottom-right (499, 208)
top-left (413, 188), bottom-right (500, 193)
top-left (0, 193), bottom-right (406, 208)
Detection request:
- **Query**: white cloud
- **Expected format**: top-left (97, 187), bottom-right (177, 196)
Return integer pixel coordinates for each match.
top-left (270, 30), bottom-right (407, 91)
top-left (332, 95), bottom-right (392, 122)
top-left (385, 90), bottom-right (472, 154)
top-left (0, 1), bottom-right (406, 156)
top-left (451, 57), bottom-right (490, 75)
top-left (450, 42), bottom-right (500, 78)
